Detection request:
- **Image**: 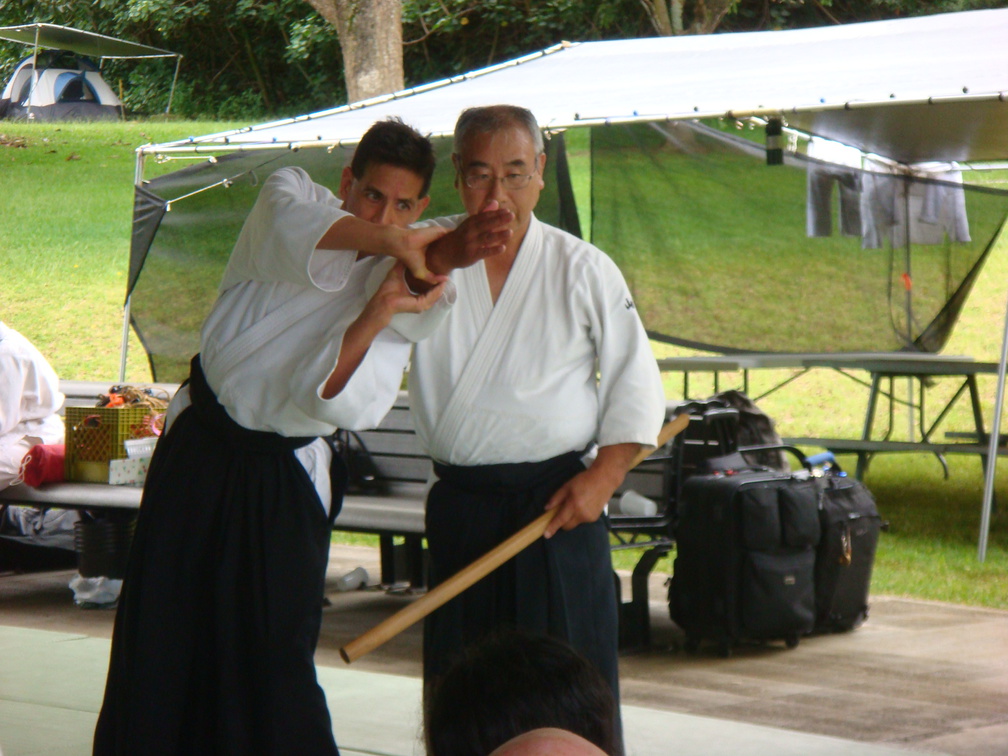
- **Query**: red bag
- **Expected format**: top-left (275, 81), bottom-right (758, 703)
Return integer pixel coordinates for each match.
top-left (19, 443), bottom-right (66, 487)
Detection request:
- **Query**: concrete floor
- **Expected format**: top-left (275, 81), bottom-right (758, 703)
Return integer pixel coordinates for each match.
top-left (1, 544), bottom-right (1006, 756)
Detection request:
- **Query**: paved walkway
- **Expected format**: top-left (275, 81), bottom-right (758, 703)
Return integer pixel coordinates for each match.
top-left (1, 545), bottom-right (1006, 755)
top-left (0, 625), bottom-right (940, 756)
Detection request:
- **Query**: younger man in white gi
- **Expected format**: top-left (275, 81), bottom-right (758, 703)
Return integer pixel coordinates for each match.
top-left (93, 119), bottom-right (512, 756)
top-left (409, 105), bottom-right (666, 750)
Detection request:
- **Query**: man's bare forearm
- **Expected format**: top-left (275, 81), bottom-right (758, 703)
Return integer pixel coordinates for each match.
top-left (404, 206), bottom-right (515, 292)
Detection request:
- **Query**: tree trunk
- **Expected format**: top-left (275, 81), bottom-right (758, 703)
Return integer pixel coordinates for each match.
top-left (640, 0), bottom-right (737, 35)
top-left (306, 0), bottom-right (404, 103)
top-left (639, 0), bottom-right (675, 35)
top-left (693, 0), bottom-right (737, 34)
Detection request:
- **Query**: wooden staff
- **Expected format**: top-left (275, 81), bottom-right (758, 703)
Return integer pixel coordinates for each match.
top-left (339, 412), bottom-right (690, 664)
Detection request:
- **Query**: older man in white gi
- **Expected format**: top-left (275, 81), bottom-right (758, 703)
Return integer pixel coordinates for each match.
top-left (410, 105), bottom-right (666, 750)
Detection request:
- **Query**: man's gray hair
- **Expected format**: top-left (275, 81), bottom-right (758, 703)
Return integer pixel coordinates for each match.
top-left (453, 105), bottom-right (544, 157)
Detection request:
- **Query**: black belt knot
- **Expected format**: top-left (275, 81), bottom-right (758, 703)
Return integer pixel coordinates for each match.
top-left (433, 449), bottom-right (585, 494)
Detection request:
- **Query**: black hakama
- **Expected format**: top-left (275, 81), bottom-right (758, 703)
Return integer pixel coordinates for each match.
top-left (422, 452), bottom-right (622, 738)
top-left (93, 357), bottom-right (344, 755)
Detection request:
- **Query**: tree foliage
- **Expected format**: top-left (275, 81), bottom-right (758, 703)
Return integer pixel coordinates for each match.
top-left (720, 0), bottom-right (1006, 31)
top-left (403, 0), bottom-right (1007, 80)
top-left (1, 0), bottom-right (1002, 119)
top-left (401, 0), bottom-right (652, 83)
top-left (0, 0), bottom-right (345, 118)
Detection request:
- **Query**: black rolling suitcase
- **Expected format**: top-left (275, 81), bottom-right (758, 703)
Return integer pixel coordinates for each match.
top-left (814, 472), bottom-right (882, 632)
top-left (669, 469), bottom-right (821, 656)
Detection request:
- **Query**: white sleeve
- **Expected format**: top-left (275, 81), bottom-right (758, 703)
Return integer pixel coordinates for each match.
top-left (220, 167), bottom-right (355, 293)
top-left (0, 354), bottom-right (26, 437)
top-left (294, 324), bottom-right (412, 431)
top-left (362, 258), bottom-right (457, 343)
top-left (0, 334), bottom-right (64, 437)
top-left (583, 254), bottom-right (665, 451)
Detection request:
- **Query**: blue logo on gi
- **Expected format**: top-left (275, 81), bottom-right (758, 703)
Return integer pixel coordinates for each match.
top-left (625, 297), bottom-right (635, 310)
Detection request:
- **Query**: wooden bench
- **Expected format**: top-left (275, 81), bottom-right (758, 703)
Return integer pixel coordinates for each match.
top-left (1, 382), bottom-right (678, 647)
top-left (0, 383), bottom-right (430, 588)
top-left (332, 395), bottom-right (429, 587)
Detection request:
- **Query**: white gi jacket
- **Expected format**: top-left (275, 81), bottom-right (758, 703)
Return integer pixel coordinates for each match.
top-left (170, 167), bottom-right (450, 511)
top-left (409, 214), bottom-right (665, 466)
top-left (0, 322), bottom-right (65, 488)
top-left (197, 166), bottom-right (448, 436)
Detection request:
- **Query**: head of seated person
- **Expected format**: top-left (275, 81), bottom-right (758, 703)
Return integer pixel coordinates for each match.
top-left (424, 629), bottom-right (617, 756)
top-left (488, 728), bottom-right (608, 756)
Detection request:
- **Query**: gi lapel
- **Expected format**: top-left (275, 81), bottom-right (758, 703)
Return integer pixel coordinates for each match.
top-left (431, 216), bottom-right (544, 456)
top-left (211, 289), bottom-right (324, 378)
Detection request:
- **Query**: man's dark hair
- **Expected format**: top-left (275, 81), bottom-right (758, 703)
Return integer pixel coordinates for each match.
top-left (350, 118), bottom-right (437, 198)
top-left (424, 629), bottom-right (618, 756)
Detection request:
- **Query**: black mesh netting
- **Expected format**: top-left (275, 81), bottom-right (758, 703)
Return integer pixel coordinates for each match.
top-left (590, 121), bottom-right (1008, 354)
top-left (129, 121), bottom-right (1008, 382)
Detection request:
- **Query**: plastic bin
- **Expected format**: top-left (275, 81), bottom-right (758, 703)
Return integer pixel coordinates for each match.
top-left (64, 406), bottom-right (157, 483)
top-left (74, 516), bottom-right (136, 579)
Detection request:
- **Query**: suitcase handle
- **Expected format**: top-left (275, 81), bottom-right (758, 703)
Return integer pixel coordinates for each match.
top-left (734, 443), bottom-right (822, 471)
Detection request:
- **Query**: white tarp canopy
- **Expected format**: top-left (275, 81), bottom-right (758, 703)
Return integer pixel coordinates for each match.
top-left (134, 8), bottom-right (1008, 560)
top-left (142, 8), bottom-right (1008, 164)
top-left (0, 23), bottom-right (182, 114)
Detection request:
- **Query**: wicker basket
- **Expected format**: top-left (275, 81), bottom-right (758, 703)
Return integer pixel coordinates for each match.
top-left (64, 406), bottom-right (158, 483)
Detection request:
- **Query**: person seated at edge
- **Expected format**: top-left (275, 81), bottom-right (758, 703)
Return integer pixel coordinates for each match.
top-left (0, 320), bottom-right (65, 491)
top-left (0, 320), bottom-right (79, 557)
top-left (92, 118), bottom-right (513, 756)
top-left (409, 104), bottom-right (666, 755)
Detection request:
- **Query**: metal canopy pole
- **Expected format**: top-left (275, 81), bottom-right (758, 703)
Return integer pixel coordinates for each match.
top-left (166, 55), bottom-right (181, 114)
top-left (902, 179), bottom-right (915, 442)
top-left (120, 148), bottom-right (148, 382)
top-left (26, 25), bottom-right (40, 119)
top-left (119, 296), bottom-right (132, 383)
top-left (978, 287), bottom-right (1008, 562)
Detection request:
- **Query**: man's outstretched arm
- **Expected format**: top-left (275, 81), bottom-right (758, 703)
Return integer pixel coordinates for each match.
top-left (404, 202), bottom-right (514, 291)
top-left (317, 215), bottom-right (449, 284)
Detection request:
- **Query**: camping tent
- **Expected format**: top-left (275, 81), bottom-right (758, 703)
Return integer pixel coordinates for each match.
top-left (0, 23), bottom-right (181, 119)
top-left (0, 50), bottom-right (124, 121)
top-left (127, 8), bottom-right (1008, 557)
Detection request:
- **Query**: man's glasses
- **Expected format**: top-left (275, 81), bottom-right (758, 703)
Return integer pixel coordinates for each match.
top-left (461, 171), bottom-right (537, 191)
